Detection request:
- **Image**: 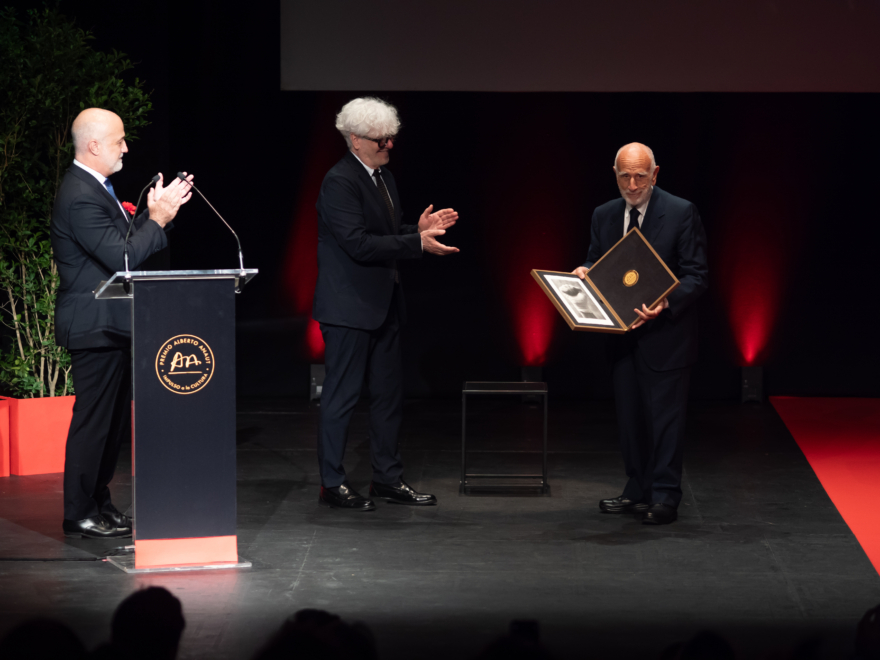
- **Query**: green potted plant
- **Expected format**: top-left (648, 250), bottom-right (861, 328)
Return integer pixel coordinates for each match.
top-left (0, 6), bottom-right (151, 475)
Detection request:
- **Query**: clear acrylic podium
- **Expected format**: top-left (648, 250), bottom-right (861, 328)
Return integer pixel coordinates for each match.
top-left (95, 269), bottom-right (257, 572)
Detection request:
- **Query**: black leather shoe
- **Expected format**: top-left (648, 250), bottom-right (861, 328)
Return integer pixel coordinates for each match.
top-left (319, 483), bottom-right (376, 511)
top-left (370, 478), bottom-right (437, 505)
top-left (102, 506), bottom-right (132, 529)
top-left (599, 496), bottom-right (650, 513)
top-left (642, 503), bottom-right (678, 525)
top-left (62, 515), bottom-right (132, 539)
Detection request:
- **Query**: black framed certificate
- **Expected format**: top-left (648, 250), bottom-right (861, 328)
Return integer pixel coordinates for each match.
top-left (531, 228), bottom-right (679, 333)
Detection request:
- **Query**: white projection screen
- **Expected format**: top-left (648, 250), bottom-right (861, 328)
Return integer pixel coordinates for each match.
top-left (281, 0), bottom-right (880, 92)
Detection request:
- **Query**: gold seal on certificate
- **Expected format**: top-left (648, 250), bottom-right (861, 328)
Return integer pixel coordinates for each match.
top-left (623, 270), bottom-right (639, 287)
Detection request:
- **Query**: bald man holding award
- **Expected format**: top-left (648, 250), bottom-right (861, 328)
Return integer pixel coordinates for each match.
top-left (572, 143), bottom-right (708, 525)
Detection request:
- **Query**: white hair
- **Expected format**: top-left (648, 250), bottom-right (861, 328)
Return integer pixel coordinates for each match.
top-left (613, 143), bottom-right (657, 172)
top-left (335, 97), bottom-right (400, 149)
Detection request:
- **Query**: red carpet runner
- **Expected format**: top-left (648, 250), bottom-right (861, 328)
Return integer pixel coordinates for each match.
top-left (771, 396), bottom-right (880, 575)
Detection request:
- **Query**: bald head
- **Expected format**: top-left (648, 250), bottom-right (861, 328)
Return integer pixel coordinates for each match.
top-left (613, 143), bottom-right (659, 207)
top-left (72, 108), bottom-right (128, 177)
top-left (614, 143), bottom-right (656, 172)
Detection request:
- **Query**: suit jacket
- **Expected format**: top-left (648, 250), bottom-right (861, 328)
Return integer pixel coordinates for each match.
top-left (583, 186), bottom-right (708, 371)
top-left (51, 165), bottom-right (169, 349)
top-left (313, 150), bottom-right (422, 330)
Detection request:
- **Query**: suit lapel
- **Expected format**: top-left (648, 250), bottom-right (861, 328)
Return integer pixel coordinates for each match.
top-left (343, 151), bottom-right (396, 233)
top-left (641, 186), bottom-right (666, 244)
top-left (68, 165), bottom-right (129, 231)
top-left (607, 199), bottom-right (627, 242)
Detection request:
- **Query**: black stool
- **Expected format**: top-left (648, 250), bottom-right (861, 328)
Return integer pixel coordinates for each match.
top-left (460, 381), bottom-right (548, 494)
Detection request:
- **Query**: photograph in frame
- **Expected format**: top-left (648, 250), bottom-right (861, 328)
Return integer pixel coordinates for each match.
top-left (543, 273), bottom-right (615, 327)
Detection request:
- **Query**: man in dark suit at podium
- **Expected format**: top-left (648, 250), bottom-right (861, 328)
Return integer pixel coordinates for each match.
top-left (573, 143), bottom-right (708, 525)
top-left (51, 108), bottom-right (193, 538)
top-left (313, 97), bottom-right (459, 511)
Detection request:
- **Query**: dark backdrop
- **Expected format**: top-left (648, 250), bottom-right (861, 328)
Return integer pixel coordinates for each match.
top-left (280, 0), bottom-right (880, 93)
top-left (9, 0), bottom-right (879, 400)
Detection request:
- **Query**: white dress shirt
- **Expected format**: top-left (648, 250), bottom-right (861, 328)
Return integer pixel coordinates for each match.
top-left (353, 152), bottom-right (392, 205)
top-left (623, 186), bottom-right (653, 237)
top-left (351, 151), bottom-right (423, 250)
top-left (72, 159), bottom-right (128, 220)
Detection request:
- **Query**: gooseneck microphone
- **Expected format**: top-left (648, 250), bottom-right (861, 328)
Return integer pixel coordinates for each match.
top-left (123, 174), bottom-right (161, 292)
top-left (176, 172), bottom-right (245, 272)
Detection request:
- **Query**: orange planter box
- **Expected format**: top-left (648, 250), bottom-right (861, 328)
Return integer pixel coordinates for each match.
top-left (5, 396), bottom-right (75, 476)
top-left (0, 399), bottom-right (10, 478)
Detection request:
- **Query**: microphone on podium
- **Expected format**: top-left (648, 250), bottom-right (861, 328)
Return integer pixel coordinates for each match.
top-left (123, 174), bottom-right (161, 293)
top-left (176, 172), bottom-right (246, 277)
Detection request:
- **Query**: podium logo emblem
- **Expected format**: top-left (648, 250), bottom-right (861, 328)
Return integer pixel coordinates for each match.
top-left (155, 334), bottom-right (215, 395)
top-left (622, 270), bottom-right (639, 287)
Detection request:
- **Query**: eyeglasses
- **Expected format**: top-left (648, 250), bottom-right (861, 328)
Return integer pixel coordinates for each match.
top-left (359, 135), bottom-right (397, 149)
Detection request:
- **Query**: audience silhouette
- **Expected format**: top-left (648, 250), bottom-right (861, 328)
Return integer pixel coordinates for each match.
top-left (89, 586), bottom-right (185, 660)
top-left (678, 631), bottom-right (735, 660)
top-left (253, 608), bottom-right (377, 660)
top-left (2, 594), bottom-right (878, 659)
top-left (856, 604), bottom-right (880, 660)
top-left (472, 620), bottom-right (555, 660)
top-left (0, 619), bottom-right (85, 660)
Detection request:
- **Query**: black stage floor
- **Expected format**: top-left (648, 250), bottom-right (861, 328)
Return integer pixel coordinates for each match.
top-left (1, 399), bottom-right (878, 659)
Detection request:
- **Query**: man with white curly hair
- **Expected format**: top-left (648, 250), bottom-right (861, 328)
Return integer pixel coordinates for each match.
top-left (313, 97), bottom-right (460, 511)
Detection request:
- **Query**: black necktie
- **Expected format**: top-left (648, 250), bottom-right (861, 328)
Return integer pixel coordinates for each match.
top-left (372, 169), bottom-right (397, 230)
top-left (372, 169), bottom-right (399, 283)
top-left (628, 208), bottom-right (641, 235)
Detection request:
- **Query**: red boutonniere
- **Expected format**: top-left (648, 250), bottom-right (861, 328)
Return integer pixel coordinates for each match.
top-left (122, 201), bottom-right (136, 216)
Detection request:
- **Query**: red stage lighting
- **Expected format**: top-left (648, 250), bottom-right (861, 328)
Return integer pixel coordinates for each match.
top-left (516, 286), bottom-right (556, 367)
top-left (282, 192), bottom-right (325, 362)
top-left (488, 188), bottom-right (576, 368)
top-left (305, 318), bottom-right (325, 362)
top-left (280, 118), bottom-right (341, 364)
top-left (721, 238), bottom-right (786, 366)
top-left (282, 201), bottom-right (319, 318)
top-left (712, 110), bottom-right (806, 368)
top-left (716, 192), bottom-right (798, 367)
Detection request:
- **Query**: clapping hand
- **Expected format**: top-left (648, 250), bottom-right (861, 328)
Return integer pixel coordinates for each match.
top-left (418, 205), bottom-right (458, 233)
top-left (418, 204), bottom-right (459, 255)
top-left (421, 228), bottom-right (459, 255)
top-left (147, 172), bottom-right (194, 227)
